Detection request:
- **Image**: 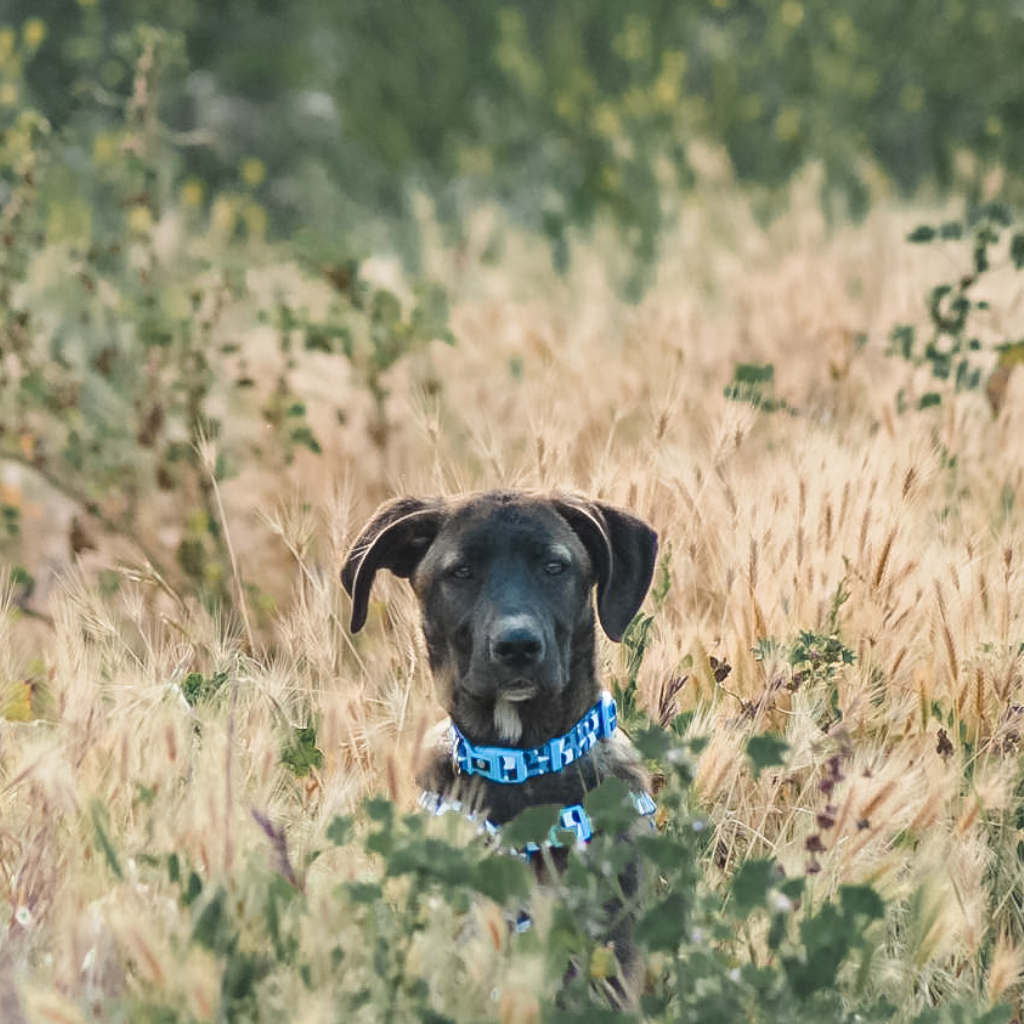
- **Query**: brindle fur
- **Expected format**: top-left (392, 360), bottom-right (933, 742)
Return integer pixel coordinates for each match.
top-left (342, 490), bottom-right (658, 1002)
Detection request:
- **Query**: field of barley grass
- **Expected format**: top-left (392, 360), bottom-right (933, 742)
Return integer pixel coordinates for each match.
top-left (2, 155), bottom-right (1024, 1021)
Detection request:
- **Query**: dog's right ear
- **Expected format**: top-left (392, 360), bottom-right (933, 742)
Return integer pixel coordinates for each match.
top-left (551, 496), bottom-right (658, 643)
top-left (341, 497), bottom-right (444, 633)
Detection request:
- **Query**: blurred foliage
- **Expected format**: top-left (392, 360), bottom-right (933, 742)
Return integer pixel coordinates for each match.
top-left (5, 0), bottom-right (1024, 274)
top-left (3, 0), bottom-right (1024, 619)
top-left (0, 21), bottom-right (449, 622)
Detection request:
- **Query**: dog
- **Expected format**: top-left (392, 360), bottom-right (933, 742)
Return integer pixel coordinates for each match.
top-left (341, 490), bottom-right (658, 1002)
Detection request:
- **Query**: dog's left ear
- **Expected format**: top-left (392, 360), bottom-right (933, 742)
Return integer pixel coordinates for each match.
top-left (341, 496), bottom-right (445, 633)
top-left (552, 497), bottom-right (658, 642)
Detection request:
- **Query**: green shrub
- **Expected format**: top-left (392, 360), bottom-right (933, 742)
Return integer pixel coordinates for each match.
top-left (78, 723), bottom-right (1017, 1023)
top-left (889, 203), bottom-right (1024, 413)
top-left (0, 23), bottom-right (449, 624)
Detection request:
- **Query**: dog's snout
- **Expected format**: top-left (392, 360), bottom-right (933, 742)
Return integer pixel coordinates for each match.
top-left (490, 618), bottom-right (545, 669)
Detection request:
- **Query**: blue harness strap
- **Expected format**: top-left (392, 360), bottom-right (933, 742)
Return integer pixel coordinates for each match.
top-left (418, 788), bottom-right (657, 862)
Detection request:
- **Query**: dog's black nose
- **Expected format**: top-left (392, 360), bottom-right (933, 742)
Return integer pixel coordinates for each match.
top-left (490, 620), bottom-right (545, 669)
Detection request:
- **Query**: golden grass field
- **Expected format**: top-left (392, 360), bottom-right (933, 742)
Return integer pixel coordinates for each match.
top-left (3, 171), bottom-right (1024, 1019)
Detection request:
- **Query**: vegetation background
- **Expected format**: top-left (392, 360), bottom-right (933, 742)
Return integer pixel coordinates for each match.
top-left (2, 1), bottom-right (1024, 1021)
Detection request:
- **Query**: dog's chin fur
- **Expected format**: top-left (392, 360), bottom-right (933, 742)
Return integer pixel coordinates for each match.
top-left (493, 696), bottom-right (524, 743)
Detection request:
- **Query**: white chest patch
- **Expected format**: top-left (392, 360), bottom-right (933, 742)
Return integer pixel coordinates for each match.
top-left (493, 697), bottom-right (524, 744)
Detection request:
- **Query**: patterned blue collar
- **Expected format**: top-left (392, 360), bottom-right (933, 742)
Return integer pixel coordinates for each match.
top-left (450, 691), bottom-right (618, 784)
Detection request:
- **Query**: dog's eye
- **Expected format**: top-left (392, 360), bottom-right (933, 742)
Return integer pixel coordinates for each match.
top-left (449, 564), bottom-right (472, 580)
top-left (544, 559), bottom-right (567, 576)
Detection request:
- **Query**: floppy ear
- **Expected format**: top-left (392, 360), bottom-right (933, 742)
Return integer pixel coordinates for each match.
top-left (551, 496), bottom-right (658, 642)
top-left (341, 497), bottom-right (444, 632)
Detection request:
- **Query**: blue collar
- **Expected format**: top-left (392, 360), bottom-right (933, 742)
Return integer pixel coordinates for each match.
top-left (450, 691), bottom-right (618, 784)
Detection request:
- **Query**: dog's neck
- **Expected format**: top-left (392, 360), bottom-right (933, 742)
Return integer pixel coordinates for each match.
top-left (448, 691), bottom-right (619, 785)
top-left (450, 678), bottom-right (601, 750)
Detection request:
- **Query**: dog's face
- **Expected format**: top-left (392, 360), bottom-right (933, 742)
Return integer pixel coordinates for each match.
top-left (412, 498), bottom-right (594, 741)
top-left (342, 492), bottom-right (657, 746)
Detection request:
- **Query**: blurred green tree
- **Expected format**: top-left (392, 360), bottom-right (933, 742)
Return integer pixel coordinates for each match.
top-left (5, 0), bottom-right (1024, 268)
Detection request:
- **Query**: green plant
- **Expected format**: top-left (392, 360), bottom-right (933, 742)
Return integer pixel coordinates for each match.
top-left (125, 729), bottom-right (1021, 1022)
top-left (724, 362), bottom-right (793, 413)
top-left (0, 23), bottom-right (451, 626)
top-left (11, 2), bottom-right (1024, 285)
top-left (889, 203), bottom-right (1024, 413)
top-left (752, 626), bottom-right (855, 731)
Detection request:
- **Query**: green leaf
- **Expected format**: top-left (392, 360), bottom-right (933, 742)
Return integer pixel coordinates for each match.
top-left (746, 733), bottom-right (788, 777)
top-left (918, 392), bottom-right (942, 410)
top-left (192, 887), bottom-right (226, 951)
top-left (733, 362), bottom-right (774, 385)
top-left (974, 243), bottom-right (989, 275)
top-left (779, 876), bottom-right (805, 902)
top-left (637, 892), bottom-right (688, 952)
top-left (304, 327), bottom-right (335, 353)
top-left (636, 833), bottom-right (696, 872)
top-left (633, 724), bottom-right (676, 762)
top-left (785, 902), bottom-right (850, 996)
top-left (840, 884), bottom-right (885, 921)
top-left (420, 1012), bottom-right (459, 1024)
top-left (974, 201), bottom-right (1012, 227)
top-left (907, 225), bottom-right (936, 243)
top-left (181, 669), bottom-right (228, 706)
top-left (223, 951), bottom-right (261, 1003)
top-left (281, 724), bottom-right (324, 777)
top-left (326, 815), bottom-right (353, 847)
top-left (500, 804), bottom-right (566, 850)
top-left (90, 800), bottom-right (124, 879)
top-left (583, 776), bottom-right (639, 834)
top-left (289, 426), bottom-right (323, 454)
top-left (978, 1008), bottom-right (1014, 1024)
top-left (1011, 231), bottom-right (1024, 270)
top-left (470, 855), bottom-right (531, 902)
top-left (767, 910), bottom-right (788, 951)
top-left (364, 796), bottom-right (394, 824)
top-left (730, 858), bottom-right (776, 917)
top-left (344, 881), bottom-right (383, 905)
top-left (386, 836), bottom-right (476, 886)
top-left (184, 871), bottom-right (203, 905)
top-left (889, 323), bottom-right (915, 360)
top-left (544, 1009), bottom-right (627, 1024)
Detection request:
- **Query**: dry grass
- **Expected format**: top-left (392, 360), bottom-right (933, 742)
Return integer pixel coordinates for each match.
top-left (3, 174), bottom-right (1024, 1017)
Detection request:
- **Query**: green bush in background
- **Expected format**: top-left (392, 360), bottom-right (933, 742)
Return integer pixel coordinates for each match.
top-left (0, 21), bottom-right (450, 619)
top-left (6, 0), bottom-right (1024, 270)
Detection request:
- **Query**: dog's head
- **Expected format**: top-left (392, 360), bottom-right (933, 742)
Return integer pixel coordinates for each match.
top-left (341, 491), bottom-right (658, 745)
